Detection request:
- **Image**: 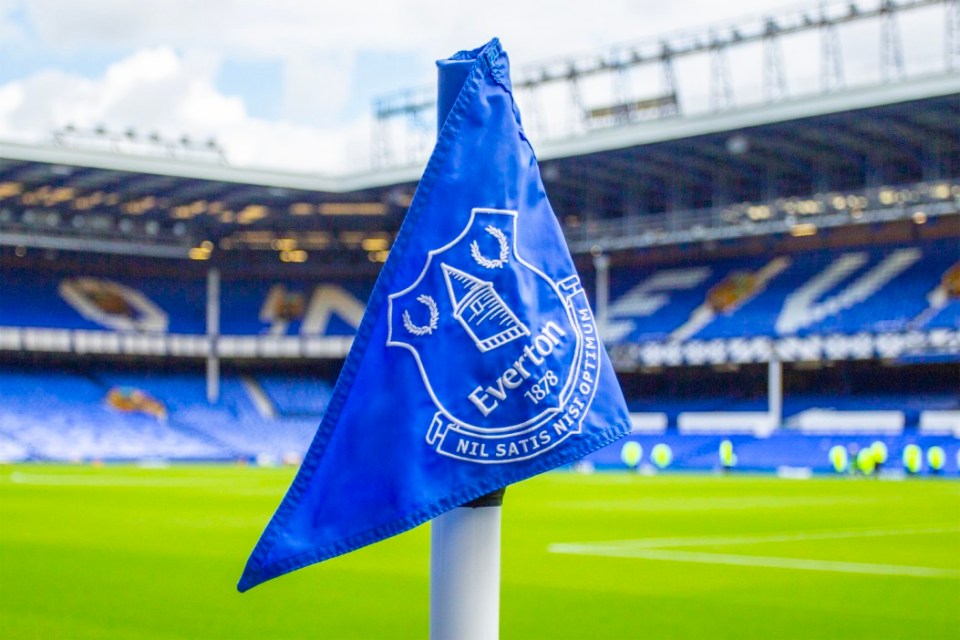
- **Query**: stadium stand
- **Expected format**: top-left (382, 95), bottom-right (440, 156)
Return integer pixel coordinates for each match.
top-left (1, 240), bottom-right (954, 342)
top-left (604, 239), bottom-right (958, 344)
top-left (0, 366), bottom-right (331, 463)
top-left (2, 229), bottom-right (956, 471)
top-left (0, 3), bottom-right (956, 475)
top-left (0, 369), bottom-right (224, 461)
top-left (257, 374), bottom-right (334, 416)
top-left (0, 273), bottom-right (369, 336)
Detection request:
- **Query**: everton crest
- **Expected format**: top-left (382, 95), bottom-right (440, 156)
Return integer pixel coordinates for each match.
top-left (388, 208), bottom-right (601, 463)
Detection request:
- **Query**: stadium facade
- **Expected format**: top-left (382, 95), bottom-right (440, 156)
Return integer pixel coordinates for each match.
top-left (0, 0), bottom-right (957, 474)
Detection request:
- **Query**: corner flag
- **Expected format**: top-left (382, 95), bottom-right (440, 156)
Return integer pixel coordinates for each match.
top-left (238, 38), bottom-right (630, 593)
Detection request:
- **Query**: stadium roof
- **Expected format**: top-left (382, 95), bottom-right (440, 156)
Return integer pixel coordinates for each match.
top-left (2, 71), bottom-right (957, 191)
top-left (0, 73), bottom-right (957, 266)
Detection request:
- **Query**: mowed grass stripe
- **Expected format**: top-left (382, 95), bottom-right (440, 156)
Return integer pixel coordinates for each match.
top-left (2, 465), bottom-right (959, 639)
top-left (8, 471), bottom-right (232, 487)
top-left (550, 496), bottom-right (882, 510)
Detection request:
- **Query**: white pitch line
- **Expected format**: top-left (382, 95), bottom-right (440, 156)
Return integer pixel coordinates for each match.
top-left (549, 524), bottom-right (960, 579)
top-left (5, 472), bottom-right (224, 487)
top-left (549, 524), bottom-right (960, 552)
top-left (609, 549), bottom-right (960, 579)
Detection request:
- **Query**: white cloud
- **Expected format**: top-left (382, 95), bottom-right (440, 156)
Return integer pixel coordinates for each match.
top-left (225, 116), bottom-right (373, 174)
top-left (0, 46), bottom-right (370, 173)
top-left (0, 82), bottom-right (24, 133)
top-left (0, 4), bottom-right (20, 41)
top-left (1, 0), bottom-right (950, 174)
top-left (0, 49), bottom-right (241, 133)
top-left (22, 0), bottom-right (794, 60)
top-left (281, 51), bottom-right (355, 125)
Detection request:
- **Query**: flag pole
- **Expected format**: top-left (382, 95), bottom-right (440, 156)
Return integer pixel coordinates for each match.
top-left (429, 55), bottom-right (504, 640)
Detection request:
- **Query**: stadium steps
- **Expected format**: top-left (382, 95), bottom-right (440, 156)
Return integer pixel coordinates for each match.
top-left (0, 429), bottom-right (40, 462)
top-left (241, 376), bottom-right (277, 419)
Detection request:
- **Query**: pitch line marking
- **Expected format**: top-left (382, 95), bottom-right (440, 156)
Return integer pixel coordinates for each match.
top-left (550, 524), bottom-right (960, 551)
top-left (587, 549), bottom-right (960, 579)
top-left (550, 496), bottom-right (879, 511)
top-left (548, 525), bottom-right (960, 579)
top-left (5, 472), bottom-right (231, 487)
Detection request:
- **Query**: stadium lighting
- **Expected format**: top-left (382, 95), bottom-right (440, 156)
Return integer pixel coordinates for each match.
top-left (318, 202), bottom-right (387, 216)
top-left (0, 182), bottom-right (22, 199)
top-left (237, 205), bottom-right (269, 224)
top-left (790, 223), bottom-right (817, 237)
top-left (912, 210), bottom-right (928, 224)
top-left (171, 205), bottom-right (195, 219)
top-left (279, 249), bottom-right (308, 263)
top-left (271, 238), bottom-right (297, 251)
top-left (188, 246), bottom-right (211, 261)
top-left (726, 134), bottom-right (749, 155)
top-left (361, 237), bottom-right (390, 252)
top-left (289, 203), bottom-right (315, 216)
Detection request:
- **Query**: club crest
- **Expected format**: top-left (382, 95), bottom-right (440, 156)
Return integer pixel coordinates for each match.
top-left (387, 208), bottom-right (602, 463)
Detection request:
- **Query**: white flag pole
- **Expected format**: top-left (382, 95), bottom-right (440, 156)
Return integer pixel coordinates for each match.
top-left (430, 490), bottom-right (504, 640)
top-left (429, 54), bottom-right (504, 640)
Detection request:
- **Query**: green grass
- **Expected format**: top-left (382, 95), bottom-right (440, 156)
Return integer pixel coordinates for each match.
top-left (1, 465), bottom-right (958, 639)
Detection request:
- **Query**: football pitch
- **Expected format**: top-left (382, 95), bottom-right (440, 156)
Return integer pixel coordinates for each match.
top-left (1, 465), bottom-right (958, 639)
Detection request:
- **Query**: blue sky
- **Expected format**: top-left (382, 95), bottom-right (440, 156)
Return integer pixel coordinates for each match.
top-left (0, 1), bottom-right (948, 173)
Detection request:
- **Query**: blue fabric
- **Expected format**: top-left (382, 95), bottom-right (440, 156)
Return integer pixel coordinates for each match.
top-left (237, 39), bottom-right (630, 592)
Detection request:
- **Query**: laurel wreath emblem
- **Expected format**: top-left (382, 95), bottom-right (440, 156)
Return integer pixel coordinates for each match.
top-left (402, 294), bottom-right (439, 336)
top-left (470, 225), bottom-right (509, 269)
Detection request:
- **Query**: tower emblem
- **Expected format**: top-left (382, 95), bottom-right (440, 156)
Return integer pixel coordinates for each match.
top-left (441, 264), bottom-right (529, 352)
top-left (387, 208), bottom-right (602, 464)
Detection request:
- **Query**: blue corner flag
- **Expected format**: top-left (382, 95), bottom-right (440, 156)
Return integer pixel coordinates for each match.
top-left (238, 38), bottom-right (630, 592)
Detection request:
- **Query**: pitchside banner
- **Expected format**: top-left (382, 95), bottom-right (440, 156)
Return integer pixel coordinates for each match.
top-left (238, 38), bottom-right (630, 592)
